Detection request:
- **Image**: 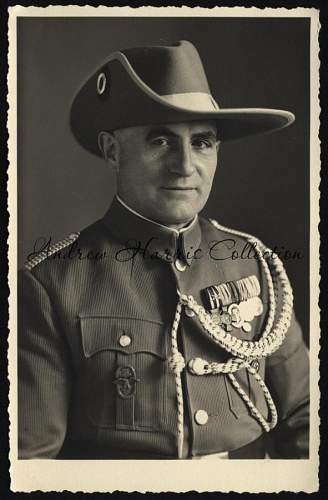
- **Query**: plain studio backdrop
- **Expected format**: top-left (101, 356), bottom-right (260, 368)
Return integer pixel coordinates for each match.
top-left (17, 17), bottom-right (310, 343)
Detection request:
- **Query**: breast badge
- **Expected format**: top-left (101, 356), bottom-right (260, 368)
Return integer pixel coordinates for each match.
top-left (113, 366), bottom-right (139, 399)
top-left (201, 275), bottom-right (263, 333)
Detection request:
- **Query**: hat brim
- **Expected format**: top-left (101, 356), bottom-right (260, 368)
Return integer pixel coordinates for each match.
top-left (70, 52), bottom-right (295, 157)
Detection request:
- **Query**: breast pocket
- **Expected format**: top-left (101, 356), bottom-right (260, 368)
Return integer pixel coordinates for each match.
top-left (80, 316), bottom-right (167, 431)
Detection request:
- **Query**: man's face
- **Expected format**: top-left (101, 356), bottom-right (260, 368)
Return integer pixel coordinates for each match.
top-left (114, 120), bottom-right (219, 229)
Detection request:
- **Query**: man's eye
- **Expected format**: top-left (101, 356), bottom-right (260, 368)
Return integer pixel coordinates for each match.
top-left (192, 139), bottom-right (213, 150)
top-left (151, 137), bottom-right (169, 147)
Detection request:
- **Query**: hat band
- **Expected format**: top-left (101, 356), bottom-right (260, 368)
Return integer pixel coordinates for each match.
top-left (161, 92), bottom-right (220, 112)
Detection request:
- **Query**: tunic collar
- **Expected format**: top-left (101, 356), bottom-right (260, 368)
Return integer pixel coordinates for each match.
top-left (102, 195), bottom-right (202, 265)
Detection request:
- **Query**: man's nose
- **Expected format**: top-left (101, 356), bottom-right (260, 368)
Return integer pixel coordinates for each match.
top-left (169, 142), bottom-right (195, 176)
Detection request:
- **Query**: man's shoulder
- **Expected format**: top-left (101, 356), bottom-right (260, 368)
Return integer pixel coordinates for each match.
top-left (199, 216), bottom-right (269, 277)
top-left (24, 232), bottom-right (81, 272)
top-left (22, 218), bottom-right (109, 276)
top-left (199, 215), bottom-right (264, 246)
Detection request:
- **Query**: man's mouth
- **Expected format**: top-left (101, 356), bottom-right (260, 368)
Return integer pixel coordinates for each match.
top-left (161, 187), bottom-right (196, 190)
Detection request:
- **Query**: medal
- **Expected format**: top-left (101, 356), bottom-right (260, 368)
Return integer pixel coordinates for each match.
top-left (201, 275), bottom-right (264, 333)
top-left (228, 303), bottom-right (243, 328)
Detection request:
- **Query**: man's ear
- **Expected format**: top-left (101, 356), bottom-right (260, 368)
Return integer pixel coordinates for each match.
top-left (98, 131), bottom-right (120, 171)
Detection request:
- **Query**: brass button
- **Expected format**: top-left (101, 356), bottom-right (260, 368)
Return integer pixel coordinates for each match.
top-left (251, 360), bottom-right (260, 372)
top-left (194, 409), bottom-right (209, 425)
top-left (119, 334), bottom-right (131, 347)
top-left (185, 308), bottom-right (195, 317)
top-left (175, 259), bottom-right (187, 272)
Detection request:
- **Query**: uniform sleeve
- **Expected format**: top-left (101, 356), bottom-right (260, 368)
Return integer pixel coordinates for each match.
top-left (265, 312), bottom-right (309, 458)
top-left (18, 268), bottom-right (72, 458)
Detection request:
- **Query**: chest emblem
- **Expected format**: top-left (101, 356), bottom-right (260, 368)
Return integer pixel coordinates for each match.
top-left (113, 366), bottom-right (139, 399)
top-left (201, 275), bottom-right (264, 333)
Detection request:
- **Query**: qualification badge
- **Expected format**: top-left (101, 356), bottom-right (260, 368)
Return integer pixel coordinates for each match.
top-left (201, 275), bottom-right (264, 333)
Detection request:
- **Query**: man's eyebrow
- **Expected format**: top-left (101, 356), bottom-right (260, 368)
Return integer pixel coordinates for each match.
top-left (145, 127), bottom-right (218, 141)
top-left (191, 131), bottom-right (217, 141)
top-left (145, 127), bottom-right (179, 141)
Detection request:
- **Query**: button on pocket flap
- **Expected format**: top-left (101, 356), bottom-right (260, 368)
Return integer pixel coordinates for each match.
top-left (80, 317), bottom-right (167, 359)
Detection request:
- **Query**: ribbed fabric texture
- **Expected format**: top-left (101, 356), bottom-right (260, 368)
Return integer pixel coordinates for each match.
top-left (18, 201), bottom-right (309, 459)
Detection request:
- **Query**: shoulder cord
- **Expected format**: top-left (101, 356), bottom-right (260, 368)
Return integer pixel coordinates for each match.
top-left (167, 302), bottom-right (185, 459)
top-left (168, 219), bottom-right (294, 457)
top-left (25, 232), bottom-right (81, 270)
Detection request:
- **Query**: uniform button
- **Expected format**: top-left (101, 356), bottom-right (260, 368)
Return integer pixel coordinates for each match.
top-left (251, 360), bottom-right (260, 372)
top-left (185, 308), bottom-right (195, 317)
top-left (188, 358), bottom-right (209, 375)
top-left (175, 259), bottom-right (187, 272)
top-left (194, 409), bottom-right (209, 425)
top-left (119, 334), bottom-right (131, 347)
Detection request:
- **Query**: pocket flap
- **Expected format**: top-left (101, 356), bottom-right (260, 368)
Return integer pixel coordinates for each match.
top-left (80, 316), bottom-right (167, 359)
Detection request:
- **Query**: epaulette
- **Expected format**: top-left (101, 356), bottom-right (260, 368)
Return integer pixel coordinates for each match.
top-left (25, 232), bottom-right (80, 271)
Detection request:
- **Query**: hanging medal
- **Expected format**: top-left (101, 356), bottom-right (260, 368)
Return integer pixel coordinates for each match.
top-left (201, 275), bottom-right (264, 333)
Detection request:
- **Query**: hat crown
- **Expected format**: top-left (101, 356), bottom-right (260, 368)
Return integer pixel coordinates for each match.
top-left (70, 39), bottom-right (294, 156)
top-left (121, 40), bottom-right (211, 96)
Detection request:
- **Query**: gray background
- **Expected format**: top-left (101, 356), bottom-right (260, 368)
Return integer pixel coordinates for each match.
top-left (17, 17), bottom-right (310, 341)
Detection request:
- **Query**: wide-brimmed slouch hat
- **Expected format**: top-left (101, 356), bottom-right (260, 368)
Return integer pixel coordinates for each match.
top-left (70, 40), bottom-right (295, 156)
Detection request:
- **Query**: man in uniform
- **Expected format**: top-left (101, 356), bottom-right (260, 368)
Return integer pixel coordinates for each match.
top-left (18, 40), bottom-right (309, 459)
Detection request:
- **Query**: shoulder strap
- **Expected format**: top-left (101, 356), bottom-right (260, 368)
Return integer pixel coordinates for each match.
top-left (25, 232), bottom-right (80, 271)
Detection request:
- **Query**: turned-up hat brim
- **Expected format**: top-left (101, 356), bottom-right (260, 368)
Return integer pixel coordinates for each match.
top-left (70, 41), bottom-right (295, 157)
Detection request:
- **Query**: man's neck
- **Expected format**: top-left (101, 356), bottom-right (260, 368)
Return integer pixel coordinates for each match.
top-left (115, 195), bottom-right (197, 235)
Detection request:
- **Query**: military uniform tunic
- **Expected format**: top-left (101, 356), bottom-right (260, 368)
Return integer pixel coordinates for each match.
top-left (18, 197), bottom-right (309, 459)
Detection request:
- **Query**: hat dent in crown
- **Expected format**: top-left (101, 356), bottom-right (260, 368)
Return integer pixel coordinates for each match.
top-left (70, 40), bottom-right (295, 157)
top-left (121, 40), bottom-right (211, 96)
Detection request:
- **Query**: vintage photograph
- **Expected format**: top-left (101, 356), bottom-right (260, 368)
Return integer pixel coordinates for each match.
top-left (8, 6), bottom-right (319, 493)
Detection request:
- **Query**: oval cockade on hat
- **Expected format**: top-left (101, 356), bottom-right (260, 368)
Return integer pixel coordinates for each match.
top-left (70, 40), bottom-right (295, 157)
top-left (96, 72), bottom-right (107, 95)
